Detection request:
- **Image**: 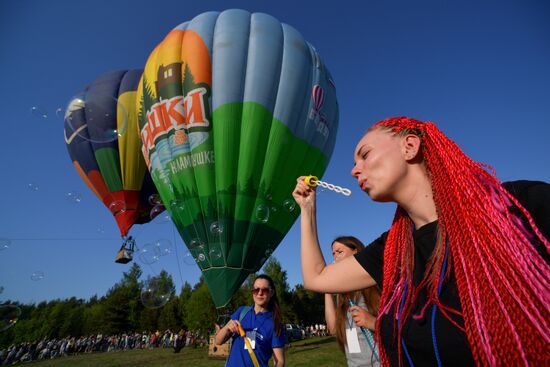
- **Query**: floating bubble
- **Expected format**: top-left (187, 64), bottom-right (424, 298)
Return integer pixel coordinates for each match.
top-left (140, 278), bottom-right (171, 309)
top-left (27, 183), bottom-right (39, 192)
top-left (65, 191), bottom-right (82, 204)
top-left (0, 304), bottom-right (21, 332)
top-left (138, 243), bottom-right (161, 265)
top-left (0, 239), bottom-right (10, 251)
top-left (209, 247), bottom-right (223, 260)
top-left (210, 221), bottom-right (223, 234)
top-left (190, 240), bottom-right (207, 264)
top-left (148, 194), bottom-right (162, 206)
top-left (30, 106), bottom-right (48, 119)
top-left (271, 206), bottom-right (278, 213)
top-left (283, 199), bottom-right (296, 212)
top-left (155, 239), bottom-right (172, 256)
top-left (255, 204), bottom-right (270, 223)
top-left (65, 92), bottom-right (128, 143)
top-left (265, 193), bottom-right (273, 201)
top-left (31, 271), bottom-right (44, 281)
top-left (169, 199), bottom-right (185, 212)
top-left (109, 200), bottom-right (126, 215)
top-left (150, 204), bottom-right (166, 221)
top-left (182, 250), bottom-right (196, 265)
top-left (189, 238), bottom-right (205, 249)
top-left (55, 107), bottom-right (65, 118)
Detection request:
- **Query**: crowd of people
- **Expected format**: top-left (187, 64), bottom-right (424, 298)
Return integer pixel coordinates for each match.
top-left (0, 324), bottom-right (330, 366)
top-left (0, 329), bottom-right (205, 365)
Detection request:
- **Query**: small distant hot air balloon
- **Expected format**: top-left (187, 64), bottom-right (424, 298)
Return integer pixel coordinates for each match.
top-left (137, 9), bottom-right (338, 307)
top-left (64, 69), bottom-right (163, 263)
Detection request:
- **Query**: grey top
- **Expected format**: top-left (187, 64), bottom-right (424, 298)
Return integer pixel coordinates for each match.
top-left (343, 295), bottom-right (380, 367)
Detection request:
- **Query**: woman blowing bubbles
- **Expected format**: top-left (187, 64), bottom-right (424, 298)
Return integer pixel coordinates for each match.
top-left (292, 117), bottom-right (550, 366)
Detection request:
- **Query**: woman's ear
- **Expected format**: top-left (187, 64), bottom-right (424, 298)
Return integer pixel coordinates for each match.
top-left (402, 134), bottom-right (421, 161)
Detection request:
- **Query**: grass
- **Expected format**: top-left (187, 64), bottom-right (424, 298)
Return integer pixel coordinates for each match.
top-left (24, 337), bottom-right (347, 366)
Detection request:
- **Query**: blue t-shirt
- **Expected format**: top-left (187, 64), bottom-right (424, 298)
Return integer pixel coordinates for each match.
top-left (225, 305), bottom-right (286, 367)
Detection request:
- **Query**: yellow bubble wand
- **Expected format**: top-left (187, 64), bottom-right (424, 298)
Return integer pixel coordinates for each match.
top-left (304, 175), bottom-right (352, 196)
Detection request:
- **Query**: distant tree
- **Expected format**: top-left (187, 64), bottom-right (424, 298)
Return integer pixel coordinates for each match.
top-left (262, 257), bottom-right (296, 323)
top-left (103, 263), bottom-right (144, 334)
top-left (82, 302), bottom-right (106, 335)
top-left (291, 284), bottom-right (325, 327)
top-left (158, 297), bottom-right (182, 331)
top-left (184, 280), bottom-right (216, 337)
top-left (59, 304), bottom-right (85, 337)
top-left (179, 282), bottom-right (192, 329)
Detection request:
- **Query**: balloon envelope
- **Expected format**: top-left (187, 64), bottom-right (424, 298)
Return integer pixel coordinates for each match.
top-left (64, 70), bottom-right (160, 238)
top-left (137, 10), bottom-right (338, 307)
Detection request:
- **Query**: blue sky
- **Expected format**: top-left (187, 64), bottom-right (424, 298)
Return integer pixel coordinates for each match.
top-left (1, 0), bottom-right (549, 305)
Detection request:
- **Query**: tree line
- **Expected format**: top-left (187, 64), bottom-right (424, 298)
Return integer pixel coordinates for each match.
top-left (0, 257), bottom-right (325, 348)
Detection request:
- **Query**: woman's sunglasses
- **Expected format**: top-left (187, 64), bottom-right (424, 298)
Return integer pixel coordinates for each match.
top-left (252, 287), bottom-right (272, 295)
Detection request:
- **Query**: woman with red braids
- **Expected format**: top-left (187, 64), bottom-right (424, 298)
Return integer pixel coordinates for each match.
top-left (292, 117), bottom-right (550, 367)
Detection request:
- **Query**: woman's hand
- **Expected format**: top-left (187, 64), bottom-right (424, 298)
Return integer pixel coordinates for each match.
top-left (225, 319), bottom-right (242, 335)
top-left (292, 176), bottom-right (316, 212)
top-left (350, 305), bottom-right (377, 331)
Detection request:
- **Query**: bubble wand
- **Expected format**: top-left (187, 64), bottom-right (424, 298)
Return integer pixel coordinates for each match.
top-left (304, 175), bottom-right (352, 196)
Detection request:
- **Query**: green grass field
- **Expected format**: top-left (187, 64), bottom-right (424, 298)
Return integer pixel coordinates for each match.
top-left (24, 337), bottom-right (346, 367)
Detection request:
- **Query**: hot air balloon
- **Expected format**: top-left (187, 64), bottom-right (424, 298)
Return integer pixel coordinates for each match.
top-left (64, 69), bottom-right (163, 263)
top-left (137, 9), bottom-right (338, 307)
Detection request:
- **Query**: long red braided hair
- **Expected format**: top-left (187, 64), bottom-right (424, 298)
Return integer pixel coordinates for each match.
top-left (371, 117), bottom-right (550, 366)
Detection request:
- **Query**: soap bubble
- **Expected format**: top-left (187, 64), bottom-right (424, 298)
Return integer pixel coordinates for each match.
top-left (0, 239), bottom-right (11, 251)
top-left (138, 243), bottom-right (161, 265)
top-left (182, 250), bottom-right (196, 265)
top-left (210, 221), bottom-right (223, 234)
top-left (209, 246), bottom-right (223, 260)
top-left (255, 204), bottom-right (270, 223)
top-left (140, 278), bottom-right (171, 309)
top-left (30, 106), bottom-right (48, 119)
top-left (150, 204), bottom-right (166, 221)
top-left (283, 199), bottom-right (296, 212)
top-left (148, 194), bottom-right (162, 206)
top-left (31, 271), bottom-right (45, 281)
top-left (155, 239), bottom-right (172, 256)
top-left (55, 107), bottom-right (65, 118)
top-left (66, 191), bottom-right (82, 204)
top-left (64, 93), bottom-right (128, 143)
top-left (170, 199), bottom-right (185, 211)
top-left (27, 183), bottom-right (39, 192)
top-left (109, 200), bottom-right (126, 215)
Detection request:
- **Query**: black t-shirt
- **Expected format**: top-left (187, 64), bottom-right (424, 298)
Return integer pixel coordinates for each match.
top-left (354, 180), bottom-right (550, 366)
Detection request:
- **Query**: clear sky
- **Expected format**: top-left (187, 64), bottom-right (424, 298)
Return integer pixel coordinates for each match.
top-left (1, 0), bottom-right (549, 305)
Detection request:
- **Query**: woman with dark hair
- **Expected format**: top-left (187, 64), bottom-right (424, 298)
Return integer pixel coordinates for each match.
top-left (325, 236), bottom-right (380, 367)
top-left (293, 117), bottom-right (550, 366)
top-left (215, 274), bottom-right (286, 367)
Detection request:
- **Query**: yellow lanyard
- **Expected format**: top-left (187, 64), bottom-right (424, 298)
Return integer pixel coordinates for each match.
top-left (238, 324), bottom-right (260, 367)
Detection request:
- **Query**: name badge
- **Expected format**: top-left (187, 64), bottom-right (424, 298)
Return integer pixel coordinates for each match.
top-left (244, 330), bottom-right (256, 350)
top-left (346, 327), bottom-right (361, 353)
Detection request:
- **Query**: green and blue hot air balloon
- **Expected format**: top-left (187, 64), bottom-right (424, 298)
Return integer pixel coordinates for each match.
top-left (137, 9), bottom-right (339, 307)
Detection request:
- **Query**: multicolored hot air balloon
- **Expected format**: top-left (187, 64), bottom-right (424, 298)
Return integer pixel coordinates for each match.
top-left (137, 9), bottom-right (338, 307)
top-left (64, 70), bottom-right (162, 262)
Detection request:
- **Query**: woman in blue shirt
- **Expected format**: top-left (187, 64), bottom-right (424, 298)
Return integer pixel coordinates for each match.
top-left (215, 274), bottom-right (286, 367)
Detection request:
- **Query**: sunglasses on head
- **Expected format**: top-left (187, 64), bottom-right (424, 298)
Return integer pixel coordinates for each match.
top-left (252, 287), bottom-right (271, 295)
